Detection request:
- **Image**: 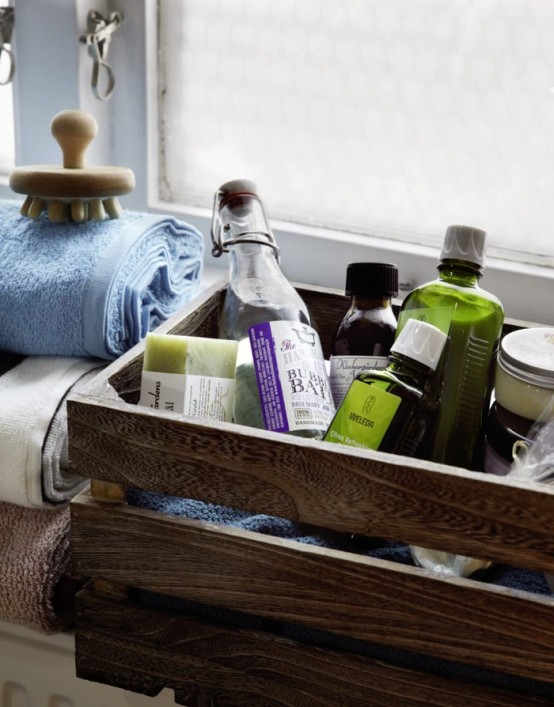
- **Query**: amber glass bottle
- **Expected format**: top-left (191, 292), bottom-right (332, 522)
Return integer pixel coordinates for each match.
top-left (329, 262), bottom-right (398, 407)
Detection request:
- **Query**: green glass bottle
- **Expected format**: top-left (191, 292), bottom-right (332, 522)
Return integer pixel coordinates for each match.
top-left (396, 225), bottom-right (504, 470)
top-left (324, 319), bottom-right (447, 457)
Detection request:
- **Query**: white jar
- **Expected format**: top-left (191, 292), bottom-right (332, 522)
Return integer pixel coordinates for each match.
top-left (495, 327), bottom-right (554, 421)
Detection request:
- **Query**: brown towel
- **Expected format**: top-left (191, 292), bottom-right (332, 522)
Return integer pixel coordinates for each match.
top-left (0, 501), bottom-right (76, 634)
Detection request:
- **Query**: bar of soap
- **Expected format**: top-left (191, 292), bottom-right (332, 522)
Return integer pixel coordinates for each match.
top-left (143, 333), bottom-right (238, 377)
top-left (143, 333), bottom-right (188, 374)
top-left (140, 333), bottom-right (239, 420)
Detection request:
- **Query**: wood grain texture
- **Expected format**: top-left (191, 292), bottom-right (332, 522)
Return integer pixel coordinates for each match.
top-left (71, 493), bottom-right (554, 685)
top-left (68, 281), bottom-right (554, 705)
top-left (75, 589), bottom-right (553, 706)
top-left (9, 110), bottom-right (135, 201)
top-left (67, 391), bottom-right (554, 573)
top-left (90, 479), bottom-right (125, 501)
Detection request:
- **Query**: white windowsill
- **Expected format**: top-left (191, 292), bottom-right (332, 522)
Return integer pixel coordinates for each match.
top-left (149, 199), bottom-right (554, 327)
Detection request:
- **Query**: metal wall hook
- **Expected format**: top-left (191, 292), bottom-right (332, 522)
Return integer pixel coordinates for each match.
top-left (0, 7), bottom-right (15, 86)
top-left (79, 10), bottom-right (124, 101)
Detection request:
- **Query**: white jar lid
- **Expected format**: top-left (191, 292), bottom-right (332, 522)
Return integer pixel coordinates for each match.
top-left (498, 327), bottom-right (554, 388)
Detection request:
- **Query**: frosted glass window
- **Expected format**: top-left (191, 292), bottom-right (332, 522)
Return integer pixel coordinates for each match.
top-left (0, 83), bottom-right (15, 174)
top-left (158, 0), bottom-right (554, 263)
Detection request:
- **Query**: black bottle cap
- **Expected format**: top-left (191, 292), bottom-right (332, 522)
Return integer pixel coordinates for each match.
top-left (345, 262), bottom-right (399, 298)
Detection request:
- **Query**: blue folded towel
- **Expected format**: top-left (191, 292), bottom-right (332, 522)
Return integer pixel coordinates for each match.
top-left (0, 202), bottom-right (204, 359)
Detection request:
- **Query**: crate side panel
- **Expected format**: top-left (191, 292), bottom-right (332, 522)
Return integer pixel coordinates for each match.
top-left (71, 495), bottom-right (554, 684)
top-left (75, 590), bottom-right (553, 706)
top-left (68, 397), bottom-right (554, 572)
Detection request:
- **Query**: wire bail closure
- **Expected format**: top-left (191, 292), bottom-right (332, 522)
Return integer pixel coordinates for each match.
top-left (0, 7), bottom-right (15, 86)
top-left (80, 10), bottom-right (124, 101)
top-left (211, 189), bottom-right (281, 260)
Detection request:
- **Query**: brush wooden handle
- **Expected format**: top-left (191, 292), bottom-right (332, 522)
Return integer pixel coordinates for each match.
top-left (9, 109), bottom-right (135, 206)
top-left (9, 109), bottom-right (135, 221)
top-left (51, 110), bottom-right (98, 169)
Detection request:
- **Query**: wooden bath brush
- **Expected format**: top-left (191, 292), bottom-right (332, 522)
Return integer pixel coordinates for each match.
top-left (9, 109), bottom-right (135, 222)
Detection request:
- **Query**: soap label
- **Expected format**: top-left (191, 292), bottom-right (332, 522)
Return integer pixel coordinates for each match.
top-left (324, 379), bottom-right (401, 450)
top-left (249, 321), bottom-right (335, 433)
top-left (139, 371), bottom-right (187, 413)
top-left (139, 370), bottom-right (235, 422)
top-left (183, 374), bottom-right (235, 421)
top-left (329, 355), bottom-right (388, 407)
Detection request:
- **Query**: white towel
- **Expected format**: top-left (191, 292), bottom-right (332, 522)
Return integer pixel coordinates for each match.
top-left (41, 368), bottom-right (102, 504)
top-left (0, 356), bottom-right (101, 508)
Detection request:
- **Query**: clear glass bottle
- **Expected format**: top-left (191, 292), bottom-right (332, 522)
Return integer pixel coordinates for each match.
top-left (324, 319), bottom-right (447, 457)
top-left (212, 179), bottom-right (335, 438)
top-left (396, 225), bottom-right (504, 470)
top-left (330, 262), bottom-right (398, 407)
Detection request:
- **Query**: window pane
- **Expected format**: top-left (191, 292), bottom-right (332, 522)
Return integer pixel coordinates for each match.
top-left (0, 83), bottom-right (15, 174)
top-left (158, 0), bottom-right (554, 263)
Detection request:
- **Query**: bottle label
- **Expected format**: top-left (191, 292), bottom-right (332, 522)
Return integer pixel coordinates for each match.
top-left (249, 321), bottom-right (335, 433)
top-left (139, 370), bottom-right (235, 422)
top-left (329, 355), bottom-right (389, 407)
top-left (397, 305), bottom-right (455, 335)
top-left (324, 379), bottom-right (401, 450)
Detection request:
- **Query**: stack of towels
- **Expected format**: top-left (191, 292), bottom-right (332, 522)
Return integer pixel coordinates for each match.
top-left (0, 200), bottom-right (204, 633)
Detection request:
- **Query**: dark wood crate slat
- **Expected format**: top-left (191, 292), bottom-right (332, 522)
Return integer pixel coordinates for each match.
top-left (75, 589), bottom-right (552, 707)
top-left (67, 394), bottom-right (554, 573)
top-left (71, 494), bottom-right (554, 684)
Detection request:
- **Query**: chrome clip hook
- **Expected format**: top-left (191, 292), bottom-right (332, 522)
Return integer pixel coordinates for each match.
top-left (80, 10), bottom-right (124, 101)
top-left (0, 7), bottom-right (15, 86)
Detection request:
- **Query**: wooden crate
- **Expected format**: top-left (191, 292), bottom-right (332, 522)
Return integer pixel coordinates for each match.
top-left (68, 278), bottom-right (554, 706)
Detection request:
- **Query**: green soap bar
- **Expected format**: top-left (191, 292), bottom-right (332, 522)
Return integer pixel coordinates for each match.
top-left (184, 336), bottom-right (238, 377)
top-left (144, 333), bottom-right (188, 374)
top-left (144, 333), bottom-right (238, 377)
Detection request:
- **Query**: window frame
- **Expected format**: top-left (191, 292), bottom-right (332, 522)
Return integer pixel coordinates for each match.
top-left (6, 0), bottom-right (554, 325)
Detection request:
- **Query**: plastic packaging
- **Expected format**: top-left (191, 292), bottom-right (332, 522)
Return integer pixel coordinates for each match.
top-left (509, 399), bottom-right (554, 486)
top-left (484, 402), bottom-right (533, 476)
top-left (508, 400), bottom-right (554, 592)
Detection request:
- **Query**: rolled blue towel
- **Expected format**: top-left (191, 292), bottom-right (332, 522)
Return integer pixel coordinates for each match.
top-left (0, 202), bottom-right (204, 359)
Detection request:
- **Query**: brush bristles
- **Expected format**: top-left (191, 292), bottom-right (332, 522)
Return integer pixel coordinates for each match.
top-left (20, 196), bottom-right (122, 222)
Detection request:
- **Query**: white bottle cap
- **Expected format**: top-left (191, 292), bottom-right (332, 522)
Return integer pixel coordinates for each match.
top-left (391, 319), bottom-right (448, 371)
top-left (440, 225), bottom-right (487, 270)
